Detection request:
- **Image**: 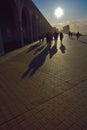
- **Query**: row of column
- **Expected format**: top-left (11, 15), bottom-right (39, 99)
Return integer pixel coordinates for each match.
top-left (0, 1), bottom-right (52, 56)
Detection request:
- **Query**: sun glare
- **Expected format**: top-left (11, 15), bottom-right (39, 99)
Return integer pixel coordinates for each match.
top-left (54, 7), bottom-right (64, 18)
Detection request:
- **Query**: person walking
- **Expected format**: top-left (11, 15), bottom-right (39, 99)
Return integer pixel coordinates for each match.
top-left (53, 31), bottom-right (58, 48)
top-left (45, 32), bottom-right (53, 50)
top-left (60, 32), bottom-right (64, 44)
top-left (68, 31), bottom-right (71, 38)
top-left (76, 32), bottom-right (80, 40)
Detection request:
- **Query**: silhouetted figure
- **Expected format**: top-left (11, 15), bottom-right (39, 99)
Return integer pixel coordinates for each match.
top-left (60, 32), bottom-right (64, 44)
top-left (53, 31), bottom-right (58, 48)
top-left (76, 32), bottom-right (80, 40)
top-left (68, 31), bottom-right (71, 38)
top-left (70, 32), bottom-right (73, 39)
top-left (45, 32), bottom-right (53, 50)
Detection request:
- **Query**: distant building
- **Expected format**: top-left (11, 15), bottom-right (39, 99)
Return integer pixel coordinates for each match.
top-left (0, 0), bottom-right (52, 55)
top-left (52, 27), bottom-right (59, 32)
top-left (63, 25), bottom-right (70, 34)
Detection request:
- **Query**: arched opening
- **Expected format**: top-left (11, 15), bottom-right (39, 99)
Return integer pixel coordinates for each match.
top-left (22, 7), bottom-right (32, 45)
top-left (0, 0), bottom-right (21, 53)
top-left (32, 14), bottom-right (38, 41)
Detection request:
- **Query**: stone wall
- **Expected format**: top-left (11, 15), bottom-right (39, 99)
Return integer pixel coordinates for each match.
top-left (0, 0), bottom-right (52, 55)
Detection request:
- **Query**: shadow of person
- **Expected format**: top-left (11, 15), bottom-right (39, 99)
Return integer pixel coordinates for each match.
top-left (21, 47), bottom-right (48, 78)
top-left (49, 44), bottom-right (58, 58)
top-left (60, 43), bottom-right (66, 53)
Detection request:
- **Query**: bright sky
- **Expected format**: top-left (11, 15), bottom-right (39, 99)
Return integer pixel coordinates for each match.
top-left (32, 0), bottom-right (87, 32)
top-left (32, 0), bottom-right (87, 24)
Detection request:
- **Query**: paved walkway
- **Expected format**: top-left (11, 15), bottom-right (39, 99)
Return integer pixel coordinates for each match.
top-left (0, 35), bottom-right (87, 130)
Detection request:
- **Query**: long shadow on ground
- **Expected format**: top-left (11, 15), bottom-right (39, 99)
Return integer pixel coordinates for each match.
top-left (79, 40), bottom-right (87, 45)
top-left (60, 43), bottom-right (66, 53)
top-left (21, 47), bottom-right (48, 78)
top-left (33, 44), bottom-right (46, 55)
top-left (26, 42), bottom-right (42, 53)
top-left (49, 44), bottom-right (58, 58)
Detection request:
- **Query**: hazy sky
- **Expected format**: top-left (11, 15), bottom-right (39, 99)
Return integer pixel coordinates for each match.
top-left (32, 0), bottom-right (87, 28)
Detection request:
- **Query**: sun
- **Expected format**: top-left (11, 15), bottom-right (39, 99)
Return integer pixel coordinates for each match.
top-left (54, 7), bottom-right (64, 18)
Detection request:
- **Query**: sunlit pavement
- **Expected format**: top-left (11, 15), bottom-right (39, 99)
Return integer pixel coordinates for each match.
top-left (0, 34), bottom-right (87, 130)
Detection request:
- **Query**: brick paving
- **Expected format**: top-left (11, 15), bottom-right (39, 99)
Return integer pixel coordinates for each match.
top-left (0, 35), bottom-right (87, 130)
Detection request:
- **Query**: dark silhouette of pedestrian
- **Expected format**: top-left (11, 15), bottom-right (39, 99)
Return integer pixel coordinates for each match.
top-left (60, 32), bottom-right (64, 44)
top-left (70, 32), bottom-right (73, 39)
top-left (76, 32), bottom-right (80, 40)
top-left (45, 32), bottom-right (53, 50)
top-left (68, 31), bottom-right (71, 38)
top-left (53, 31), bottom-right (58, 48)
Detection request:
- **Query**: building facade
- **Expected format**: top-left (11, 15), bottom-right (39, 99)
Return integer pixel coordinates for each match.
top-left (0, 0), bottom-right (52, 55)
top-left (63, 25), bottom-right (70, 34)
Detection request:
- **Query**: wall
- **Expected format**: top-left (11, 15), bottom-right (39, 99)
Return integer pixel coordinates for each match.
top-left (0, 0), bottom-right (52, 55)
